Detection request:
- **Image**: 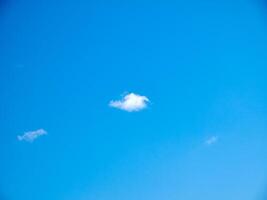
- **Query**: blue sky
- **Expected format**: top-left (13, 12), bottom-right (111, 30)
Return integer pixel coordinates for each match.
top-left (1, 0), bottom-right (267, 199)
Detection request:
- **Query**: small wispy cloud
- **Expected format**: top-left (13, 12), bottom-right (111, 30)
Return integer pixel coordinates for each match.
top-left (109, 92), bottom-right (149, 112)
top-left (205, 136), bottom-right (218, 146)
top-left (17, 129), bottom-right (47, 142)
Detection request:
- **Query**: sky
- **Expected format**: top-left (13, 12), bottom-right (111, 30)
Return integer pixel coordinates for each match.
top-left (1, 0), bottom-right (267, 199)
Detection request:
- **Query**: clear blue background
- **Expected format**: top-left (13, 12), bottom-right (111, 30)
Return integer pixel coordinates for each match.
top-left (1, 0), bottom-right (267, 199)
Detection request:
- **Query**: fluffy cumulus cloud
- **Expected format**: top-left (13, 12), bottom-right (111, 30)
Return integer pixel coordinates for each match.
top-left (205, 136), bottom-right (218, 145)
top-left (109, 93), bottom-right (149, 112)
top-left (17, 129), bottom-right (47, 142)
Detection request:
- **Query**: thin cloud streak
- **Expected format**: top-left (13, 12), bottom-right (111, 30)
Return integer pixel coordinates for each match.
top-left (18, 129), bottom-right (47, 142)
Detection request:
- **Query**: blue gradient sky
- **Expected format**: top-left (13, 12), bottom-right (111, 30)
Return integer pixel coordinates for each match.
top-left (1, 0), bottom-right (267, 199)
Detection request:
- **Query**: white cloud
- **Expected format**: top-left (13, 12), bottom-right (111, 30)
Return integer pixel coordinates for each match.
top-left (17, 129), bottom-right (47, 142)
top-left (205, 136), bottom-right (218, 145)
top-left (109, 93), bottom-right (149, 112)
